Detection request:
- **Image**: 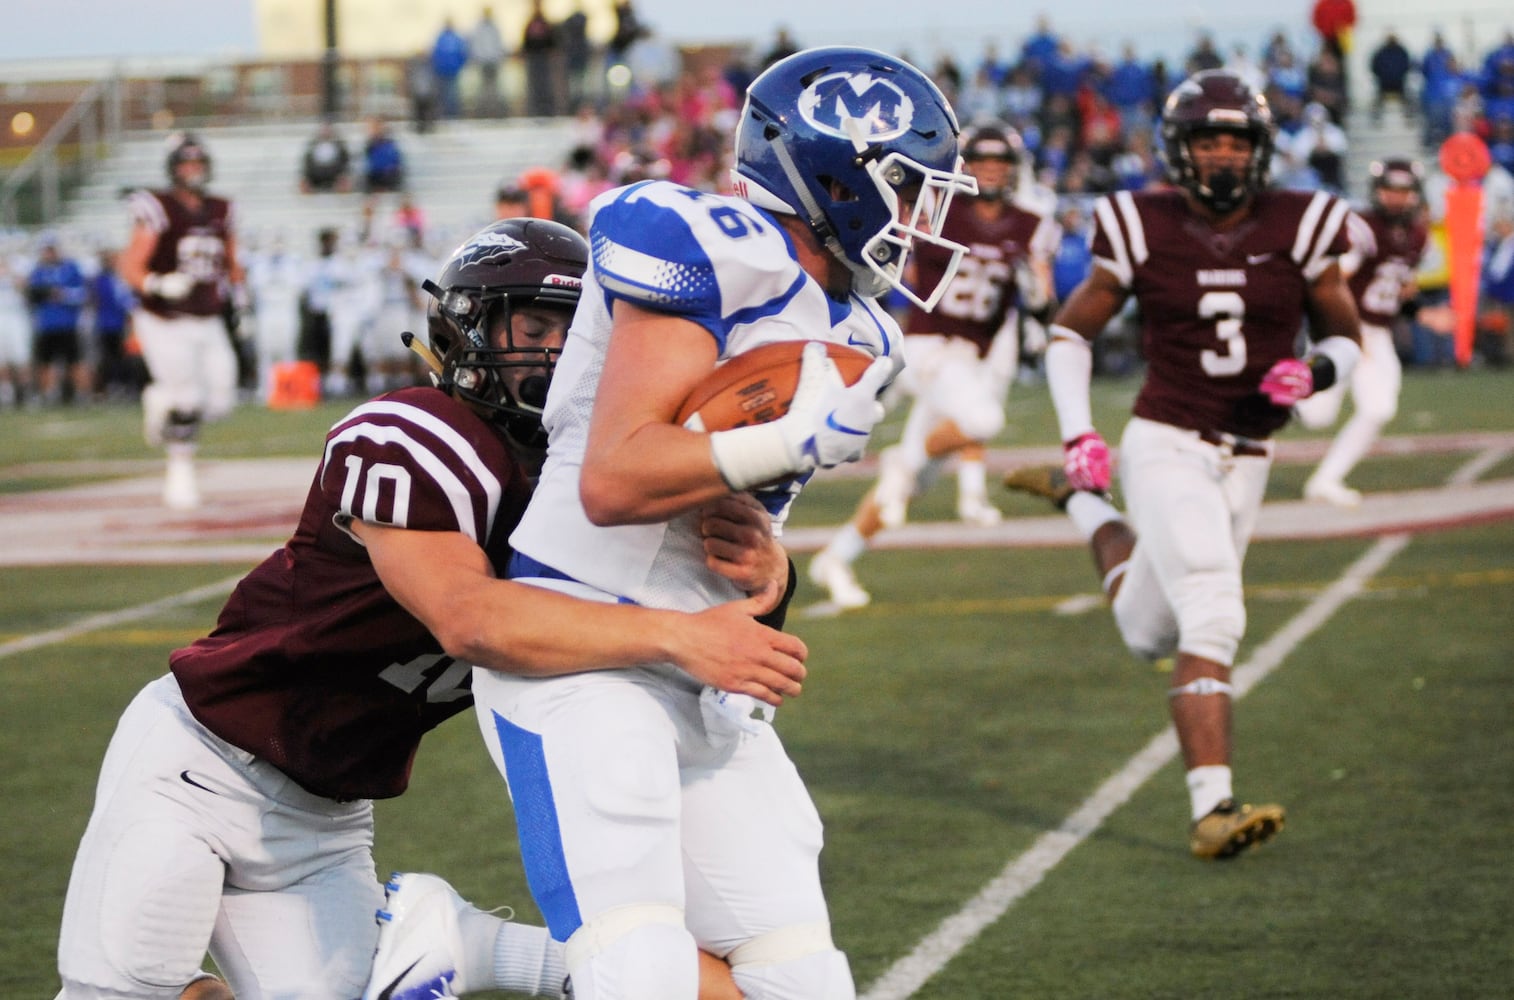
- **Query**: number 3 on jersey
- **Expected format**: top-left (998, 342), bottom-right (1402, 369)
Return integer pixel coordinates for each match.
top-left (1198, 290), bottom-right (1248, 377)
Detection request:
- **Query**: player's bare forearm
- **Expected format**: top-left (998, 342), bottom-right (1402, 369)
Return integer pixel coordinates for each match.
top-left (1052, 264), bottom-right (1126, 338)
top-left (355, 521), bottom-right (806, 696)
top-left (1305, 261), bottom-right (1362, 344)
top-left (581, 301), bottom-right (733, 524)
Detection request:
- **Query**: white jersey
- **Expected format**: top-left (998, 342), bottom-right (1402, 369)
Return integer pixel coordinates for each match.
top-left (512, 179), bottom-right (903, 612)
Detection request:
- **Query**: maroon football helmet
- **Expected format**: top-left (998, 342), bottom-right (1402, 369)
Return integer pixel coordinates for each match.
top-left (961, 121), bottom-right (1024, 199)
top-left (166, 132), bottom-right (212, 190)
top-left (962, 121), bottom-right (1024, 165)
top-left (1159, 69), bottom-right (1275, 215)
top-left (423, 218), bottom-right (587, 448)
top-left (1369, 157), bottom-right (1424, 220)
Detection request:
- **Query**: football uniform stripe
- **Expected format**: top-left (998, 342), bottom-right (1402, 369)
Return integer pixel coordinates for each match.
top-left (127, 190), bottom-right (170, 233)
top-left (1291, 190), bottom-right (1332, 266)
top-left (1113, 190), bottom-right (1148, 267)
top-left (1303, 196), bottom-right (1352, 281)
top-left (1093, 195), bottom-right (1134, 288)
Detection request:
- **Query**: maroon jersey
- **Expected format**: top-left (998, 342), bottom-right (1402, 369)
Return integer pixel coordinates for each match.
top-left (1344, 207), bottom-right (1428, 327)
top-left (126, 187), bottom-right (233, 318)
top-left (905, 197), bottom-right (1058, 355)
top-left (1090, 187), bottom-right (1352, 439)
top-left (171, 387), bottom-right (533, 801)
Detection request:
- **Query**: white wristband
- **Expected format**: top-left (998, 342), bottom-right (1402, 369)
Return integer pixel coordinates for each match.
top-left (709, 423), bottom-right (802, 491)
top-left (1308, 335), bottom-right (1362, 387)
top-left (1044, 326), bottom-right (1095, 442)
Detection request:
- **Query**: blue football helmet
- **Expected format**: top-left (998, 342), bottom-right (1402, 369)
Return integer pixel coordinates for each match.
top-left (732, 46), bottom-right (977, 310)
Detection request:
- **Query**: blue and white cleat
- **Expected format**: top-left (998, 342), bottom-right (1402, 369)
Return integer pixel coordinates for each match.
top-left (363, 872), bottom-right (470, 1000)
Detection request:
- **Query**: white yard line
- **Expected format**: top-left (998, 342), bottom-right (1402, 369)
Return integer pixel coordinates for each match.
top-left (0, 574), bottom-right (243, 661)
top-left (854, 445), bottom-right (1514, 999)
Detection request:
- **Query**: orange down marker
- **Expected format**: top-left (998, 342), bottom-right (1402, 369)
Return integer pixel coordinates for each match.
top-left (1438, 132), bottom-right (1492, 367)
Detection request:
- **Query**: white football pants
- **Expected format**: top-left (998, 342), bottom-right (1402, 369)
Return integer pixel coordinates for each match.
top-left (1295, 322), bottom-right (1401, 486)
top-left (55, 675), bottom-right (381, 1000)
top-left (1110, 417), bottom-right (1272, 666)
top-left (473, 579), bottom-right (852, 1000)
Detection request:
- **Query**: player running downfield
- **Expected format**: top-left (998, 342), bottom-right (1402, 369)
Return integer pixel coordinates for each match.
top-left (810, 120), bottom-right (1059, 609)
top-left (1297, 157), bottom-right (1430, 506)
top-left (1003, 69), bottom-right (1363, 859)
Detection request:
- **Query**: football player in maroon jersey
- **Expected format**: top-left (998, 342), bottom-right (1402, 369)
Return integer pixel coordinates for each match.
top-left (54, 218), bottom-right (803, 1000)
top-left (1297, 157), bottom-right (1430, 506)
top-left (1003, 70), bottom-right (1363, 859)
top-left (118, 133), bottom-right (244, 511)
top-left (809, 121), bottom-right (1060, 609)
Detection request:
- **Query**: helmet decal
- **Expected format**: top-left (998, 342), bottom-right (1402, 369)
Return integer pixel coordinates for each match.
top-left (798, 71), bottom-right (916, 142)
top-left (732, 46), bottom-right (977, 310)
top-left (454, 230), bottom-right (528, 267)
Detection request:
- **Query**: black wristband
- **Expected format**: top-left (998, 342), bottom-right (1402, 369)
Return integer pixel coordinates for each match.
top-left (1308, 354), bottom-right (1338, 392)
top-left (755, 557), bottom-right (799, 632)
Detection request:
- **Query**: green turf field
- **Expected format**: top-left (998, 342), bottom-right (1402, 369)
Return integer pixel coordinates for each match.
top-left (4, 367), bottom-right (1512, 998)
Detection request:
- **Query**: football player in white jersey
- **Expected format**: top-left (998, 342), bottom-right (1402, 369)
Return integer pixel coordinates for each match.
top-left (405, 47), bottom-right (975, 1000)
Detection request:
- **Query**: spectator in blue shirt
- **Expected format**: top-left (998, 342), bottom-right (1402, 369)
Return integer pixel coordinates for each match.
top-left (1488, 113), bottom-right (1514, 177)
top-left (1039, 40), bottom-right (1088, 100)
top-left (1105, 45), bottom-right (1156, 124)
top-left (26, 234), bottom-right (90, 405)
top-left (1050, 201), bottom-right (1093, 306)
top-left (1479, 208), bottom-right (1514, 366)
top-left (1020, 16), bottom-right (1061, 79)
top-left (430, 17), bottom-right (469, 119)
top-left (1368, 30), bottom-right (1413, 122)
top-left (362, 117), bottom-right (406, 193)
top-left (1480, 30), bottom-right (1514, 84)
top-left (90, 249), bottom-right (138, 400)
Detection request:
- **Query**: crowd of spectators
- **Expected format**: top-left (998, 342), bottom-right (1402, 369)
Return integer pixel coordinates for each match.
top-left (9, 14), bottom-right (1514, 413)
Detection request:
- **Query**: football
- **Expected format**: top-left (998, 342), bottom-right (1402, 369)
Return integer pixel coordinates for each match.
top-left (675, 340), bottom-right (876, 432)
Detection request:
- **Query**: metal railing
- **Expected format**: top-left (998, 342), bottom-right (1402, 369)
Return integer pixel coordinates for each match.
top-left (0, 76), bottom-right (124, 228)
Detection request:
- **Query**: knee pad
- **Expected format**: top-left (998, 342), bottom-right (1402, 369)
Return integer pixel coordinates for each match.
top-left (564, 905), bottom-right (697, 1000)
top-left (1169, 571), bottom-right (1245, 666)
top-left (164, 409), bottom-right (202, 443)
top-left (730, 934), bottom-right (854, 1000)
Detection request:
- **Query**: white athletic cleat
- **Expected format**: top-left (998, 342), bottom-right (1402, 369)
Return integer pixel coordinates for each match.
top-left (163, 452), bottom-right (201, 511)
top-left (956, 496), bottom-right (1004, 526)
top-left (364, 872), bottom-right (470, 1000)
top-left (808, 549), bottom-right (871, 609)
top-left (1303, 478), bottom-right (1362, 508)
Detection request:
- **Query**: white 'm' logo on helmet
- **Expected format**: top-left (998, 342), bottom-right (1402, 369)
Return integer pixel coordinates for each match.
top-left (798, 71), bottom-right (915, 142)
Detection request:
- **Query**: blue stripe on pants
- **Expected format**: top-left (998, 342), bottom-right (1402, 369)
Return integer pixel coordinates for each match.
top-left (492, 710), bottom-right (582, 941)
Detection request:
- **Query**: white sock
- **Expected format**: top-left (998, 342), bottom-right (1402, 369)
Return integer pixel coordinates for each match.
top-left (460, 907), bottom-right (568, 998)
top-left (957, 459), bottom-right (988, 501)
top-left (825, 523), bottom-right (867, 565)
top-left (1064, 491), bottom-right (1122, 540)
top-left (1186, 765), bottom-right (1234, 821)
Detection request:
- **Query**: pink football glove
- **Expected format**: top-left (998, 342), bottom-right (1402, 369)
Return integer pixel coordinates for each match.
top-left (1259, 358), bottom-right (1313, 407)
top-left (1063, 431), bottom-right (1112, 492)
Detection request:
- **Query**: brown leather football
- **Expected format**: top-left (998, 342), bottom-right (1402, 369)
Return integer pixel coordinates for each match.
top-left (675, 341), bottom-right (875, 431)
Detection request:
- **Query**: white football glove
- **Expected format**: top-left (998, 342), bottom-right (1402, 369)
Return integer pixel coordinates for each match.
top-left (144, 271), bottom-right (196, 302)
top-left (709, 342), bottom-right (893, 491)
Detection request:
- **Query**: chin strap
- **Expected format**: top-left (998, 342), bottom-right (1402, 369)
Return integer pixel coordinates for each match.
top-left (401, 331), bottom-right (445, 378)
top-left (768, 133), bottom-right (851, 271)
